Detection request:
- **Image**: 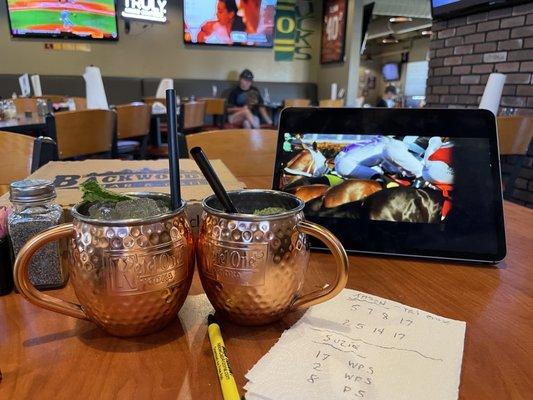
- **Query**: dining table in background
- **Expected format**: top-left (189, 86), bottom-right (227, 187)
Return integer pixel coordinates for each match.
top-left (0, 114), bottom-right (47, 135)
top-left (0, 170), bottom-right (532, 399)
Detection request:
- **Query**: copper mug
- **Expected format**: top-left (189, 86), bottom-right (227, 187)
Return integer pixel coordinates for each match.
top-left (13, 193), bottom-right (195, 337)
top-left (197, 190), bottom-right (349, 325)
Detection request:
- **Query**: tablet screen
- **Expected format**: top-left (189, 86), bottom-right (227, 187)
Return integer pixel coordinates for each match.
top-left (274, 109), bottom-right (506, 262)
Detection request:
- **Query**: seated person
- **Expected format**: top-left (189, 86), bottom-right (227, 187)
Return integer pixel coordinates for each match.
top-left (227, 69), bottom-right (273, 128)
top-left (376, 86), bottom-right (397, 108)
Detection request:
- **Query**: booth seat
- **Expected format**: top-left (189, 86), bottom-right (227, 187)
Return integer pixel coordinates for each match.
top-left (0, 74), bottom-right (318, 106)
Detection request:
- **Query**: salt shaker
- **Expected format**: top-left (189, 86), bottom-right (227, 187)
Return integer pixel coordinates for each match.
top-left (8, 179), bottom-right (67, 289)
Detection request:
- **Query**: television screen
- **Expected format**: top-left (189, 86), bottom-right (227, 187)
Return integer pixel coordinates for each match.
top-left (5, 0), bottom-right (119, 40)
top-left (432, 0), bottom-right (526, 20)
top-left (382, 63), bottom-right (400, 81)
top-left (184, 0), bottom-right (277, 47)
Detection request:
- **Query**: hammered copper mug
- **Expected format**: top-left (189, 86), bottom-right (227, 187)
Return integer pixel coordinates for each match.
top-left (13, 193), bottom-right (195, 337)
top-left (197, 189), bottom-right (349, 325)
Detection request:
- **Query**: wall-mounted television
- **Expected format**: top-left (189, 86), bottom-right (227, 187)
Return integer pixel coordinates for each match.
top-left (432, 0), bottom-right (528, 20)
top-left (382, 63), bottom-right (400, 81)
top-left (5, 0), bottom-right (119, 40)
top-left (183, 0), bottom-right (277, 47)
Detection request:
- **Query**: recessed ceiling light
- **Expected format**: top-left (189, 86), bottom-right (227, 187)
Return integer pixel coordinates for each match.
top-left (389, 16), bottom-right (413, 23)
top-left (421, 30), bottom-right (432, 36)
top-left (382, 35), bottom-right (399, 44)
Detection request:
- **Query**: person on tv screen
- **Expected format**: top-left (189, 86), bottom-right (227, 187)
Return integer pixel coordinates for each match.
top-left (376, 86), bottom-right (397, 108)
top-left (240, 0), bottom-right (261, 33)
top-left (197, 0), bottom-right (246, 44)
top-left (227, 69), bottom-right (273, 129)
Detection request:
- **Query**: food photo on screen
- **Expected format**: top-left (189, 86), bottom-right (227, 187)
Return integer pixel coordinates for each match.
top-left (279, 134), bottom-right (456, 224)
top-left (6, 0), bottom-right (118, 39)
top-left (183, 0), bottom-right (277, 46)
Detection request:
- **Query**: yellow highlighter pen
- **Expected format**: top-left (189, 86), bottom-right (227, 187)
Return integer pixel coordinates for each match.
top-left (207, 314), bottom-right (241, 400)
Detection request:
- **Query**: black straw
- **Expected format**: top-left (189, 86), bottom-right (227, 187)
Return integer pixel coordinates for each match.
top-left (190, 147), bottom-right (238, 213)
top-left (166, 88), bottom-right (181, 210)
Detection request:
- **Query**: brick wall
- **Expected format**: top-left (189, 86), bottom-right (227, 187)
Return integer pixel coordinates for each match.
top-left (426, 2), bottom-right (533, 208)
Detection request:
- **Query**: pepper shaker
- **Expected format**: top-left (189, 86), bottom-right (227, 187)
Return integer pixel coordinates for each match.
top-left (8, 179), bottom-right (67, 289)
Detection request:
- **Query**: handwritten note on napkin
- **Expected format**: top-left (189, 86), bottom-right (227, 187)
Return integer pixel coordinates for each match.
top-left (245, 289), bottom-right (466, 400)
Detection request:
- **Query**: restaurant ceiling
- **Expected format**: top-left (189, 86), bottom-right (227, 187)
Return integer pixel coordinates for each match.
top-left (366, 0), bottom-right (432, 19)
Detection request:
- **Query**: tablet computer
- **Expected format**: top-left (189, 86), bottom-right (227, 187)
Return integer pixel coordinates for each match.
top-left (273, 108), bottom-right (506, 263)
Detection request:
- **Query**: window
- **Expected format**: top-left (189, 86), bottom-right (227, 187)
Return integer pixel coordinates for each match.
top-left (404, 61), bottom-right (429, 96)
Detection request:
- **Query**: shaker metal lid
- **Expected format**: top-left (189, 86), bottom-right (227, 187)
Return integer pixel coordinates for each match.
top-left (10, 179), bottom-right (56, 203)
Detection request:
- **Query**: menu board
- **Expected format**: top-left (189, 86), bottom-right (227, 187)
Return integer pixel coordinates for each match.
top-left (320, 0), bottom-right (347, 64)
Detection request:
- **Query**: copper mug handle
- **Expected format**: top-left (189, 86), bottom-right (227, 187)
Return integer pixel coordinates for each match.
top-left (290, 220), bottom-right (349, 310)
top-left (13, 223), bottom-right (88, 320)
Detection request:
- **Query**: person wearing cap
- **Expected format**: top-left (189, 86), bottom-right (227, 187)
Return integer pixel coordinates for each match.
top-left (227, 69), bottom-right (273, 129)
top-left (376, 86), bottom-right (397, 108)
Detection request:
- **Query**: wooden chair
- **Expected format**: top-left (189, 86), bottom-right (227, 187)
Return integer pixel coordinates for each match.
top-left (200, 98), bottom-right (226, 128)
top-left (0, 131), bottom-right (55, 195)
top-left (148, 101), bottom-right (207, 158)
top-left (143, 97), bottom-right (166, 107)
top-left (40, 95), bottom-right (64, 103)
top-left (50, 110), bottom-right (116, 159)
top-left (497, 116), bottom-right (533, 199)
top-left (284, 99), bottom-right (311, 108)
top-left (14, 98), bottom-right (38, 114)
top-left (185, 129), bottom-right (278, 179)
top-left (318, 99), bottom-right (344, 108)
top-left (116, 103), bottom-right (151, 158)
top-left (71, 97), bottom-right (87, 110)
top-left (181, 101), bottom-right (206, 130)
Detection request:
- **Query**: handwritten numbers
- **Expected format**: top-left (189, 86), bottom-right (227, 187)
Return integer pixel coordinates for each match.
top-left (393, 332), bottom-right (406, 340)
top-left (367, 308), bottom-right (374, 315)
top-left (400, 318), bottom-right (413, 326)
top-left (316, 350), bottom-right (330, 361)
top-left (373, 327), bottom-right (384, 335)
top-left (307, 351), bottom-right (329, 385)
top-left (382, 313), bottom-right (389, 320)
top-left (351, 304), bottom-right (360, 311)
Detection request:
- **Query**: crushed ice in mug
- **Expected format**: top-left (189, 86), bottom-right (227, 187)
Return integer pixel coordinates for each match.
top-left (252, 207), bottom-right (287, 216)
top-left (88, 197), bottom-right (170, 220)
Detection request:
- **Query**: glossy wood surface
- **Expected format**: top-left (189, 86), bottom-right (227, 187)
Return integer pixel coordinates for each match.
top-left (284, 98), bottom-right (311, 107)
top-left (201, 98), bottom-right (226, 116)
top-left (318, 99), bottom-right (344, 108)
top-left (116, 104), bottom-right (151, 139)
top-left (497, 116), bottom-right (533, 155)
top-left (0, 131), bottom-right (34, 194)
top-left (13, 98), bottom-right (39, 114)
top-left (0, 174), bottom-right (532, 400)
top-left (0, 115), bottom-right (46, 132)
top-left (39, 95), bottom-right (64, 103)
top-left (182, 101), bottom-right (207, 130)
top-left (54, 109), bottom-right (115, 159)
top-left (186, 129), bottom-right (278, 180)
top-left (70, 97), bottom-right (87, 111)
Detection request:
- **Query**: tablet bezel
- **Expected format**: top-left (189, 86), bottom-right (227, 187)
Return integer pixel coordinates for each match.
top-left (273, 107), bottom-right (506, 263)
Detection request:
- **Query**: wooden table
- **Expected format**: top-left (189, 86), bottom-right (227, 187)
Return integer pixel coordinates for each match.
top-left (0, 114), bottom-right (47, 135)
top-left (1, 175), bottom-right (532, 400)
